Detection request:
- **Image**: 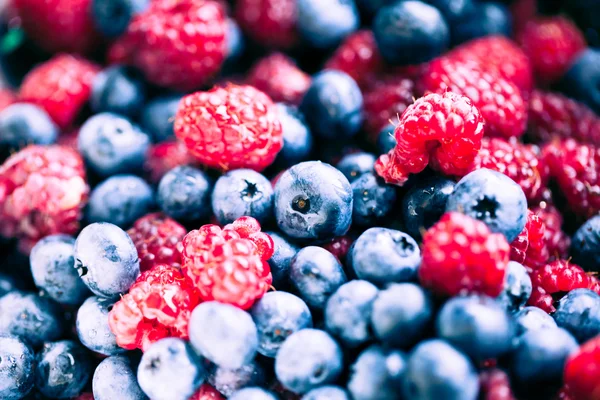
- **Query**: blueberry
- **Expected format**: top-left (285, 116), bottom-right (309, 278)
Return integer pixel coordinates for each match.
top-left (274, 104), bottom-right (314, 168)
top-left (208, 361), bottom-right (266, 398)
top-left (370, 283), bottom-right (433, 348)
top-left (0, 103), bottom-right (57, 151)
top-left (289, 246), bottom-right (347, 309)
top-left (401, 176), bottom-right (455, 240)
top-left (497, 261), bottom-right (532, 312)
top-left (300, 71), bottom-right (363, 139)
top-left (373, 1), bottom-right (449, 65)
top-left (140, 95), bottom-right (181, 143)
top-left (349, 228), bottom-right (421, 285)
top-left (189, 301), bottom-right (258, 369)
top-left (446, 168), bottom-right (527, 242)
top-left (425, 0), bottom-right (474, 22)
top-left (553, 289), bottom-right (600, 343)
top-left (571, 215), bottom-right (600, 272)
top-left (250, 291), bottom-right (313, 358)
top-left (224, 19), bottom-right (245, 66)
top-left (325, 280), bottom-right (378, 347)
top-left (297, 0), bottom-right (359, 49)
top-left (303, 386), bottom-right (350, 400)
top-left (74, 222), bottom-right (140, 299)
top-left (157, 166), bottom-right (212, 222)
top-left (0, 272), bottom-right (21, 297)
top-left (275, 328), bottom-right (343, 394)
top-left (0, 335), bottom-right (35, 400)
top-left (92, 0), bottom-right (149, 37)
top-left (138, 338), bottom-right (206, 400)
top-left (91, 66), bottom-right (146, 118)
top-left (274, 161), bottom-right (353, 241)
top-left (34, 340), bottom-right (92, 399)
top-left (351, 173), bottom-right (397, 227)
top-left (212, 169), bottom-right (273, 225)
top-left (336, 153), bottom-right (376, 182)
top-left (347, 346), bottom-right (405, 400)
top-left (229, 388), bottom-right (277, 400)
top-left (76, 296), bottom-right (124, 356)
top-left (265, 231), bottom-right (299, 288)
top-left (451, 2), bottom-right (511, 45)
top-left (0, 292), bottom-right (63, 347)
top-left (377, 124), bottom-right (397, 155)
top-left (513, 306), bottom-right (557, 336)
top-left (561, 49), bottom-right (600, 114)
top-left (92, 355), bottom-right (147, 400)
top-left (78, 113), bottom-right (151, 176)
top-left (87, 175), bottom-right (154, 228)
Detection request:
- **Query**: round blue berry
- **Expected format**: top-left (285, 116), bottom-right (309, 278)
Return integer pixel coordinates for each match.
top-left (92, 0), bottom-right (149, 38)
top-left (303, 386), bottom-right (350, 400)
top-left (337, 152), bottom-right (376, 182)
top-left (91, 66), bottom-right (146, 118)
top-left (224, 19), bottom-right (245, 66)
top-left (0, 103), bottom-right (57, 151)
top-left (347, 346), bottom-right (405, 400)
top-left (377, 124), bottom-right (397, 155)
top-left (229, 388), bottom-right (277, 400)
top-left (266, 231), bottom-right (299, 288)
top-left (513, 306), bottom-right (557, 337)
top-left (553, 289), bottom-right (600, 343)
top-left (274, 104), bottom-right (313, 168)
top-left (451, 2), bottom-right (511, 45)
top-left (297, 0), bottom-right (359, 49)
top-left (560, 49), bottom-right (600, 113)
top-left (0, 272), bottom-right (22, 297)
top-left (157, 166), bottom-right (212, 222)
top-left (208, 361), bottom-right (266, 398)
top-left (351, 173), bottom-right (397, 227)
top-left (497, 261), bottom-right (532, 312)
top-left (571, 215), bottom-right (600, 272)
top-left (0, 335), bottom-right (35, 400)
top-left (426, 0), bottom-right (474, 22)
top-left (76, 296), bottom-right (124, 356)
top-left (92, 355), bottom-right (146, 400)
top-left (140, 95), bottom-right (181, 143)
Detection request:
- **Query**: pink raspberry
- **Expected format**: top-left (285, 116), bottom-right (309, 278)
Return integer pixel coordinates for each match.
top-left (234, 0), bottom-right (298, 49)
top-left (528, 260), bottom-right (590, 313)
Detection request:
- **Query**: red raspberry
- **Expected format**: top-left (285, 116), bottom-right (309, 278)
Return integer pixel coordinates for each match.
top-left (181, 216), bottom-right (274, 310)
top-left (0, 89), bottom-right (16, 112)
top-left (127, 213), bottom-right (187, 273)
top-left (246, 53), bottom-right (311, 105)
top-left (588, 275), bottom-right (600, 296)
top-left (510, 0), bottom-right (537, 36)
top-left (321, 235), bottom-right (354, 263)
top-left (419, 212), bottom-right (510, 298)
top-left (0, 145), bottom-right (88, 253)
top-left (375, 92), bottom-right (484, 186)
top-left (73, 394), bottom-right (94, 400)
top-left (517, 17), bottom-right (586, 84)
top-left (528, 260), bottom-right (589, 313)
top-left (510, 210), bottom-right (549, 272)
top-left (174, 84), bottom-right (283, 172)
top-left (108, 264), bottom-right (201, 351)
top-left (189, 384), bottom-right (225, 400)
top-left (564, 336), bottom-right (600, 400)
top-left (234, 0), bottom-right (297, 49)
top-left (479, 369), bottom-right (516, 400)
top-left (532, 204), bottom-right (570, 261)
top-left (419, 57), bottom-right (527, 139)
top-left (19, 54), bottom-right (100, 129)
top-left (13, 0), bottom-right (100, 54)
top-left (144, 141), bottom-right (197, 184)
top-left (528, 90), bottom-right (600, 145)
top-left (112, 0), bottom-right (227, 90)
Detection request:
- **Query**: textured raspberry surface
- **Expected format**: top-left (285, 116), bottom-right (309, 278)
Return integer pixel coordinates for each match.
top-left (419, 212), bottom-right (510, 297)
top-left (189, 384), bottom-right (225, 400)
top-left (181, 216), bottom-right (274, 310)
top-left (175, 84), bottom-right (283, 172)
top-left (528, 260), bottom-right (589, 313)
top-left (0, 145), bottom-right (88, 252)
top-left (234, 0), bottom-right (298, 49)
top-left (108, 264), bottom-right (201, 351)
top-left (246, 53), bottom-right (311, 105)
top-left (588, 275), bottom-right (600, 296)
top-left (532, 204), bottom-right (570, 261)
top-left (510, 210), bottom-right (549, 272)
top-left (20, 54), bottom-right (100, 129)
top-left (479, 369), bottom-right (516, 400)
top-left (363, 77), bottom-right (415, 140)
top-left (0, 89), bottom-right (16, 112)
top-left (321, 235), bottom-right (354, 263)
top-left (375, 92), bottom-right (484, 185)
top-left (564, 336), bottom-right (600, 400)
top-left (144, 141), bottom-right (197, 184)
top-left (127, 213), bottom-right (186, 272)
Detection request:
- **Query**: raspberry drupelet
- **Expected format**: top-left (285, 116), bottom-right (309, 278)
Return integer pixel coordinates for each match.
top-left (532, 203), bottom-right (570, 261)
top-left (234, 0), bottom-right (298, 49)
top-left (189, 384), bottom-right (225, 400)
top-left (528, 260), bottom-right (590, 313)
top-left (321, 235), bottom-right (354, 263)
top-left (479, 369), bottom-right (516, 400)
top-left (564, 336), bottom-right (600, 400)
top-left (510, 210), bottom-right (549, 272)
top-left (144, 141), bottom-right (197, 184)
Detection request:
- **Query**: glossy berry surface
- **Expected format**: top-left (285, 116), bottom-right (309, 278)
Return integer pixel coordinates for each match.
top-left (498, 261), bottom-right (532, 312)
top-left (571, 214), bottom-right (600, 272)
top-left (76, 296), bottom-right (123, 356)
top-left (351, 173), bottom-right (397, 227)
top-left (450, 2), bottom-right (511, 45)
top-left (553, 289), bottom-right (600, 343)
top-left (140, 95), bottom-right (181, 143)
top-left (144, 141), bottom-right (196, 184)
top-left (564, 335), bottom-right (600, 400)
top-left (0, 103), bottom-right (58, 152)
top-left (0, 335), bottom-right (35, 400)
top-left (296, 0), bottom-right (359, 49)
top-left (90, 66), bottom-right (146, 118)
top-left (157, 166), bottom-right (212, 222)
top-left (235, 0), bottom-right (298, 49)
top-left (510, 210), bottom-right (549, 272)
top-left (92, 0), bottom-right (149, 38)
top-left (265, 231), bottom-right (299, 288)
top-left (513, 306), bottom-right (557, 336)
top-left (560, 49), bottom-right (600, 114)
top-left (274, 104), bottom-right (313, 168)
top-left (336, 153), bottom-right (376, 183)
top-left (92, 355), bottom-right (146, 400)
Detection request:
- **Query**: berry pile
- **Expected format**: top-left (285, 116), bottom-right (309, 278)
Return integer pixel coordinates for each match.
top-left (0, 0), bottom-right (600, 399)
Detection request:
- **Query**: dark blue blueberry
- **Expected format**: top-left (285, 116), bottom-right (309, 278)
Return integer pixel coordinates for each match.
top-left (92, 0), bottom-right (149, 38)
top-left (373, 1), bottom-right (449, 65)
top-left (207, 361), bottom-right (266, 398)
top-left (74, 222), bottom-right (140, 299)
top-left (451, 2), bottom-right (512, 46)
top-left (303, 386), bottom-right (350, 400)
top-left (351, 173), bottom-right (397, 227)
top-left (76, 296), bottom-right (124, 356)
top-left (401, 176), bottom-right (455, 240)
top-left (91, 66), bottom-right (146, 118)
top-left (140, 95), bottom-right (181, 143)
top-left (571, 215), bottom-right (600, 272)
top-left (92, 355), bottom-right (147, 400)
top-left (0, 335), bottom-right (35, 400)
top-left (377, 124), bottom-right (397, 155)
top-left (561, 49), bottom-right (600, 114)
top-left (274, 104), bottom-right (313, 168)
top-left (0, 103), bottom-right (57, 151)
top-left (34, 340), bottom-right (92, 399)
top-left (497, 261), bottom-right (532, 312)
top-left (297, 0), bottom-right (359, 49)
top-left (87, 175), bottom-right (154, 228)
top-left (402, 339), bottom-right (478, 400)
top-left (274, 161), bottom-right (353, 241)
top-left (138, 338), bottom-right (206, 400)
top-left (553, 289), bottom-right (600, 343)
top-left (30, 235), bottom-right (90, 305)
top-left (211, 169), bottom-right (273, 225)
top-left (224, 19), bottom-right (245, 67)
top-left (370, 283), bottom-right (433, 348)
top-left (250, 291), bottom-right (313, 358)
top-left (349, 228), bottom-right (420, 285)
top-left (436, 295), bottom-right (514, 360)
top-left (265, 231), bottom-right (299, 288)
top-left (275, 328), bottom-right (343, 394)
top-left (425, 0), bottom-right (474, 22)
top-left (0, 292), bottom-right (63, 347)
top-left (347, 346), bottom-right (405, 400)
top-left (289, 246), bottom-right (347, 309)
top-left (300, 71), bottom-right (363, 139)
top-left (325, 280), bottom-right (378, 347)
top-left (189, 301), bottom-right (258, 369)
top-left (446, 168), bottom-right (527, 242)
top-left (157, 166), bottom-right (212, 222)
top-left (0, 272), bottom-right (21, 297)
top-left (336, 152), bottom-right (376, 182)
top-left (513, 306), bottom-right (557, 337)
top-left (229, 388), bottom-right (277, 400)
top-left (78, 113), bottom-right (151, 177)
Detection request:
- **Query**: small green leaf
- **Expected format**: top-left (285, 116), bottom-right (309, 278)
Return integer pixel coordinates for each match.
top-left (1, 28), bottom-right (25, 54)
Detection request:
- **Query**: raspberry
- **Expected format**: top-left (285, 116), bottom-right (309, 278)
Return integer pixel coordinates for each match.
top-left (20, 54), bottom-right (100, 129)
top-left (112, 0), bottom-right (227, 90)
top-left (108, 264), bottom-right (201, 351)
top-left (57, 129), bottom-right (80, 152)
top-left (419, 57), bottom-right (527, 139)
top-left (320, 235), bottom-right (354, 263)
top-left (510, 210), bottom-right (549, 272)
top-left (189, 384), bottom-right (225, 400)
top-left (174, 84), bottom-right (283, 172)
top-left (479, 369), bottom-right (516, 400)
top-left (181, 216), bottom-right (274, 310)
top-left (246, 53), bottom-right (311, 105)
top-left (144, 141), bottom-right (197, 184)
top-left (564, 336), bottom-right (600, 400)
top-left (419, 212), bottom-right (510, 298)
top-left (0, 145), bottom-right (88, 253)
top-left (127, 213), bottom-right (187, 273)
top-left (588, 275), bottom-right (600, 296)
top-left (532, 204), bottom-right (570, 261)
top-left (517, 17), bottom-right (586, 84)
top-left (528, 90), bottom-right (600, 145)
top-left (375, 92), bottom-right (484, 186)
top-left (528, 260), bottom-right (589, 313)
top-left (0, 89), bottom-right (16, 112)
top-left (234, 0), bottom-right (298, 49)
